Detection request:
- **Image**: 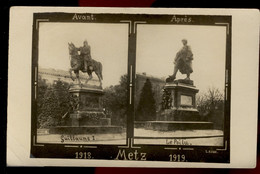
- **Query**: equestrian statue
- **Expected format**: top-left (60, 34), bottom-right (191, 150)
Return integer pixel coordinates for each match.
top-left (68, 40), bottom-right (103, 87)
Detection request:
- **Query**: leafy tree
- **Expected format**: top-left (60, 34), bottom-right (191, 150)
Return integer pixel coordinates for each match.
top-left (37, 80), bottom-right (70, 128)
top-left (136, 78), bottom-right (156, 121)
top-left (103, 75), bottom-right (127, 127)
top-left (37, 76), bottom-right (48, 128)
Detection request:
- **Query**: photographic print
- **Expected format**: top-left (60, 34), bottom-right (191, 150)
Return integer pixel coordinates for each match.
top-left (8, 7), bottom-right (260, 167)
top-left (8, 8), bottom-right (256, 167)
top-left (29, 12), bottom-right (232, 162)
top-left (7, 6), bottom-right (260, 168)
top-left (14, 9), bottom-right (240, 163)
top-left (35, 22), bottom-right (129, 145)
top-left (134, 24), bottom-right (227, 147)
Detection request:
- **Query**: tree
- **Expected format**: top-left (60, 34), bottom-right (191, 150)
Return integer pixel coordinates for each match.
top-left (197, 87), bottom-right (224, 114)
top-left (103, 75), bottom-right (127, 127)
top-left (37, 76), bottom-right (48, 128)
top-left (196, 87), bottom-right (224, 129)
top-left (37, 80), bottom-right (70, 128)
top-left (136, 78), bottom-right (156, 121)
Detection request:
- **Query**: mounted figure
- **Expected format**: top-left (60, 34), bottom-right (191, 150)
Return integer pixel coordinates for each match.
top-left (76, 40), bottom-right (93, 72)
top-left (68, 41), bottom-right (103, 87)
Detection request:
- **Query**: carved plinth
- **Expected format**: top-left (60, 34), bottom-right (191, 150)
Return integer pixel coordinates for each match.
top-left (67, 84), bottom-right (106, 127)
top-left (137, 79), bottom-right (214, 131)
top-left (50, 83), bottom-right (122, 134)
top-left (159, 79), bottom-right (200, 121)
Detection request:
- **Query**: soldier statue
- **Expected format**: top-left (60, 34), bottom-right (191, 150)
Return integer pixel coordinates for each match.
top-left (169, 39), bottom-right (193, 81)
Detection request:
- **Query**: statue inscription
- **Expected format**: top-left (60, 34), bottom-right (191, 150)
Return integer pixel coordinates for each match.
top-left (180, 95), bottom-right (193, 106)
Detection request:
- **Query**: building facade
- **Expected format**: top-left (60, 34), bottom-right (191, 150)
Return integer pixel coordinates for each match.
top-left (38, 67), bottom-right (99, 85)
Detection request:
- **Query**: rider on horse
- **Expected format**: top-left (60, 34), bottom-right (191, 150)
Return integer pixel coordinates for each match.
top-left (76, 40), bottom-right (93, 71)
top-left (68, 41), bottom-right (103, 86)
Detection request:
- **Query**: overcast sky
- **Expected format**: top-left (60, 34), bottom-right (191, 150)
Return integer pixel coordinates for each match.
top-left (38, 22), bottom-right (128, 87)
top-left (136, 24), bottom-right (226, 93)
top-left (39, 22), bottom-right (226, 93)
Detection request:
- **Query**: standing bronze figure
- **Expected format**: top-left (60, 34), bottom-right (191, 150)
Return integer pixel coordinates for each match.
top-left (68, 42), bottom-right (103, 86)
top-left (169, 39), bottom-right (193, 81)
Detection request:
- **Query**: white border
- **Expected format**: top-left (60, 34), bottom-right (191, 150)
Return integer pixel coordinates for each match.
top-left (7, 7), bottom-right (259, 168)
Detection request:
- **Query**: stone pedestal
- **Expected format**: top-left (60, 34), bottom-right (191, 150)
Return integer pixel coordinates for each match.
top-left (137, 79), bottom-right (213, 131)
top-left (49, 84), bottom-right (122, 134)
top-left (67, 84), bottom-right (106, 127)
top-left (159, 79), bottom-right (201, 121)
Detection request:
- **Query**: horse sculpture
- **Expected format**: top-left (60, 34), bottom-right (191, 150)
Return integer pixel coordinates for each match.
top-left (68, 42), bottom-right (103, 87)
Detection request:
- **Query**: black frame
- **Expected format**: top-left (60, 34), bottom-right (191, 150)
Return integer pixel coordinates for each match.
top-left (31, 12), bottom-right (231, 163)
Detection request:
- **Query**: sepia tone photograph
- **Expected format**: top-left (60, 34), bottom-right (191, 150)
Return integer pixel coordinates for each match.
top-left (29, 13), bottom-right (232, 162)
top-left (7, 7), bottom-right (259, 167)
top-left (35, 22), bottom-right (129, 145)
top-left (134, 24), bottom-right (227, 146)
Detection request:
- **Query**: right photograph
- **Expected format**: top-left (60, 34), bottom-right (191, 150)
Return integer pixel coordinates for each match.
top-left (134, 24), bottom-right (227, 146)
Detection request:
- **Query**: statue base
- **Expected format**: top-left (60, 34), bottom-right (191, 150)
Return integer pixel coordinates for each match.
top-left (49, 84), bottom-right (122, 134)
top-left (135, 79), bottom-right (213, 131)
top-left (160, 79), bottom-right (200, 120)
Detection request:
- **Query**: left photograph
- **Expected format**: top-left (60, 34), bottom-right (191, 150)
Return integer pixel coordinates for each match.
top-left (35, 22), bottom-right (129, 144)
